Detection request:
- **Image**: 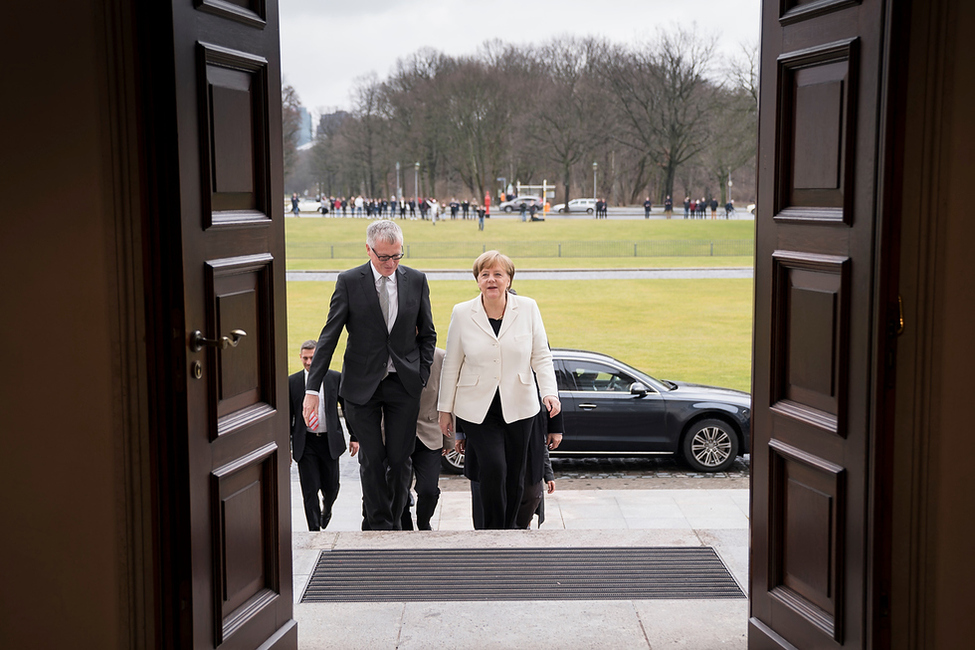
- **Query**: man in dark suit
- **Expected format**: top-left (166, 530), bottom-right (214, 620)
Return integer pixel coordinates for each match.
top-left (289, 340), bottom-right (358, 531)
top-left (304, 219), bottom-right (437, 530)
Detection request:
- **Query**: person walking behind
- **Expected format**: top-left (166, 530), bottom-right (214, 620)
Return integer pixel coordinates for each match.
top-left (438, 251), bottom-right (560, 529)
top-left (401, 348), bottom-right (448, 530)
top-left (303, 220), bottom-right (437, 530)
top-left (289, 340), bottom-right (358, 531)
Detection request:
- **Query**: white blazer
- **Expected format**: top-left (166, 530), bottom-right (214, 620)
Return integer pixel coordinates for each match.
top-left (438, 293), bottom-right (558, 424)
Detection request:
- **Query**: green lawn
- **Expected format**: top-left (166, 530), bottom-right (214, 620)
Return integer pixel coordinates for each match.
top-left (288, 278), bottom-right (753, 392)
top-left (286, 217), bottom-right (755, 270)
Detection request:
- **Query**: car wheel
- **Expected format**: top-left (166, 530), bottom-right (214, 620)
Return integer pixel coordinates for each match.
top-left (681, 419), bottom-right (739, 472)
top-left (558, 208), bottom-right (565, 213)
top-left (587, 208), bottom-right (593, 214)
top-left (503, 206), bottom-right (513, 212)
top-left (441, 448), bottom-right (465, 474)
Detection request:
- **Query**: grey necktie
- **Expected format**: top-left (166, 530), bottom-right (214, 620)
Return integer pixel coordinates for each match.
top-left (378, 275), bottom-right (390, 328)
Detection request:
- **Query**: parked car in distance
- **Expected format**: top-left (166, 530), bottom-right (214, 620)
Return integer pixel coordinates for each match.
top-left (498, 195), bottom-right (543, 212)
top-left (551, 198), bottom-right (597, 214)
top-left (747, 203), bottom-right (756, 215)
top-left (285, 198), bottom-right (326, 214)
top-left (442, 348), bottom-right (751, 474)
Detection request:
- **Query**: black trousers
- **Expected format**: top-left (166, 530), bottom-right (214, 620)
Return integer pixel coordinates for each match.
top-left (458, 393), bottom-right (533, 529)
top-left (400, 440), bottom-right (442, 530)
top-left (344, 373), bottom-right (419, 530)
top-left (296, 434), bottom-right (340, 531)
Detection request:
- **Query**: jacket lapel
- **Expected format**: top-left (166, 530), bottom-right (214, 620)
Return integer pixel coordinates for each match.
top-left (359, 262), bottom-right (385, 324)
top-left (496, 294), bottom-right (519, 339)
top-left (469, 297), bottom-right (496, 338)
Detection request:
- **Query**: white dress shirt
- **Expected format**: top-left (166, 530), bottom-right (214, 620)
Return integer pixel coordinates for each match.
top-left (370, 263), bottom-right (397, 373)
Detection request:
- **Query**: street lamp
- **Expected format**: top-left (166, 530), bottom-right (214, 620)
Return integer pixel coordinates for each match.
top-left (592, 162), bottom-right (598, 201)
top-left (396, 162), bottom-right (401, 202)
top-left (414, 161), bottom-right (420, 200)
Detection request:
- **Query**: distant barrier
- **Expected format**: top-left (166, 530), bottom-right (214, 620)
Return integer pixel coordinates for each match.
top-left (289, 239), bottom-right (754, 260)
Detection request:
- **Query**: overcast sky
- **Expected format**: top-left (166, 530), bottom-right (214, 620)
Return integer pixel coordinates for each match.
top-left (280, 0), bottom-right (761, 115)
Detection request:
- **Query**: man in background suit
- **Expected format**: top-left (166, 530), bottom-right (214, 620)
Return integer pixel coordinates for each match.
top-left (304, 219), bottom-right (437, 530)
top-left (401, 348), bottom-right (448, 530)
top-left (289, 340), bottom-right (358, 531)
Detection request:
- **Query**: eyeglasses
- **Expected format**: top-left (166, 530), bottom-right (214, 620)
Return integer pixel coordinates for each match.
top-left (370, 247), bottom-right (405, 262)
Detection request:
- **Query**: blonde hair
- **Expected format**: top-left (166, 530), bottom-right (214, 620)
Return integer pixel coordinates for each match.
top-left (472, 250), bottom-right (515, 283)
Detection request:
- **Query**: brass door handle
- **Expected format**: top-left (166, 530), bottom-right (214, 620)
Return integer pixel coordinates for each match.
top-left (189, 329), bottom-right (247, 352)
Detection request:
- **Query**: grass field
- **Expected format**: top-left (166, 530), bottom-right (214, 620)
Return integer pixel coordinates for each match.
top-left (287, 278), bottom-right (754, 392)
top-left (286, 216), bottom-right (755, 392)
top-left (286, 217), bottom-right (755, 270)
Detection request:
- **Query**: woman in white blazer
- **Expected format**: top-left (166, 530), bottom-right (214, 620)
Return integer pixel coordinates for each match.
top-left (438, 250), bottom-right (560, 529)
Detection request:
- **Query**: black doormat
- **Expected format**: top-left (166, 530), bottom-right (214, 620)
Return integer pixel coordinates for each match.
top-left (300, 547), bottom-right (744, 603)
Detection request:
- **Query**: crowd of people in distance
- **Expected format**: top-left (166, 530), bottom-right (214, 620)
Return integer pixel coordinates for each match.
top-left (682, 196), bottom-right (736, 219)
top-left (304, 195), bottom-right (494, 221)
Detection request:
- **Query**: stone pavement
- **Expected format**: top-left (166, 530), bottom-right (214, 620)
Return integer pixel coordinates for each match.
top-left (290, 451), bottom-right (750, 649)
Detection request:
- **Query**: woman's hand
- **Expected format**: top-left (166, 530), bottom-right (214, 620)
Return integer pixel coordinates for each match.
top-left (542, 395), bottom-right (561, 417)
top-left (454, 438), bottom-right (466, 454)
top-left (438, 411), bottom-right (454, 438)
top-left (546, 433), bottom-right (562, 450)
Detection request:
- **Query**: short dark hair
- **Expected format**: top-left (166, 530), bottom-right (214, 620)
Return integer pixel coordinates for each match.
top-left (300, 340), bottom-right (317, 351)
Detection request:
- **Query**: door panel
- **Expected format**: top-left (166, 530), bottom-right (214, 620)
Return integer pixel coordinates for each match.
top-left (751, 0), bottom-right (892, 647)
top-left (161, 0), bottom-right (295, 647)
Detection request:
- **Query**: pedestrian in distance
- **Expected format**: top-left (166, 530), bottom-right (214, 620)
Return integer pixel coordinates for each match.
top-left (643, 196), bottom-right (652, 219)
top-left (683, 196), bottom-right (691, 219)
top-left (664, 195), bottom-right (673, 219)
top-left (291, 193), bottom-right (300, 217)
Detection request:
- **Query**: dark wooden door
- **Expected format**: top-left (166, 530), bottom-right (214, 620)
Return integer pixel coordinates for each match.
top-left (151, 0), bottom-right (295, 647)
top-left (750, 0), bottom-right (896, 647)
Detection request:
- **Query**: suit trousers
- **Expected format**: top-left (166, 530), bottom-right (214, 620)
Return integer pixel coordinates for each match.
top-left (458, 392), bottom-right (533, 529)
top-left (400, 440), bottom-right (442, 530)
top-left (344, 372), bottom-right (419, 530)
top-left (296, 433), bottom-right (340, 531)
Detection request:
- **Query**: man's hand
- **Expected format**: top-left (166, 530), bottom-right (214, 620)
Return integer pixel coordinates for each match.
top-left (546, 480), bottom-right (556, 494)
top-left (546, 433), bottom-right (563, 450)
top-left (349, 441), bottom-right (359, 457)
top-left (454, 438), bottom-right (466, 454)
top-left (302, 393), bottom-right (320, 428)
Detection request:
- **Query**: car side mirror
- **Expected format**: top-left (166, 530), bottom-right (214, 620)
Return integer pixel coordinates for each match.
top-left (629, 382), bottom-right (648, 397)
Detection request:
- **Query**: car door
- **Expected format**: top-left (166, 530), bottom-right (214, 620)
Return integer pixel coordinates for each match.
top-left (556, 357), bottom-right (669, 453)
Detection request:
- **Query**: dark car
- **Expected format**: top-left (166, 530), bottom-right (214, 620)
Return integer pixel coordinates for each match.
top-left (442, 348), bottom-right (751, 474)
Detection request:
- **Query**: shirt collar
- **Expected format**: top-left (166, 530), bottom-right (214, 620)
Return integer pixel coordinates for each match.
top-left (370, 262), bottom-right (396, 285)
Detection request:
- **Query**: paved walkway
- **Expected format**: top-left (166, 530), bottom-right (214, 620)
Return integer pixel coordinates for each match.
top-left (288, 268), bottom-right (753, 282)
top-left (291, 450), bottom-right (750, 649)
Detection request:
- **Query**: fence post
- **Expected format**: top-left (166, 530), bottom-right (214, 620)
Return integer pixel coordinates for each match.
top-left (407, 244), bottom-right (411, 258)
top-left (634, 243), bottom-right (637, 257)
top-left (710, 241), bottom-right (714, 256)
top-left (558, 244), bottom-right (561, 257)
top-left (330, 245), bottom-right (334, 259)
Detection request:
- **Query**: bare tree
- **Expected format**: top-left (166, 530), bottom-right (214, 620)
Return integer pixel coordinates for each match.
top-left (281, 83), bottom-right (303, 179)
top-left (599, 28), bottom-right (717, 202)
top-left (530, 37), bottom-right (604, 210)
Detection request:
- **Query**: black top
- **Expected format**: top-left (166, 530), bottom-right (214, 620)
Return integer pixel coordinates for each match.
top-left (488, 317), bottom-right (502, 336)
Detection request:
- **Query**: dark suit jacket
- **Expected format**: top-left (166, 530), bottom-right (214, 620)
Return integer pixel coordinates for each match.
top-left (289, 369), bottom-right (351, 462)
top-left (307, 262), bottom-right (436, 404)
